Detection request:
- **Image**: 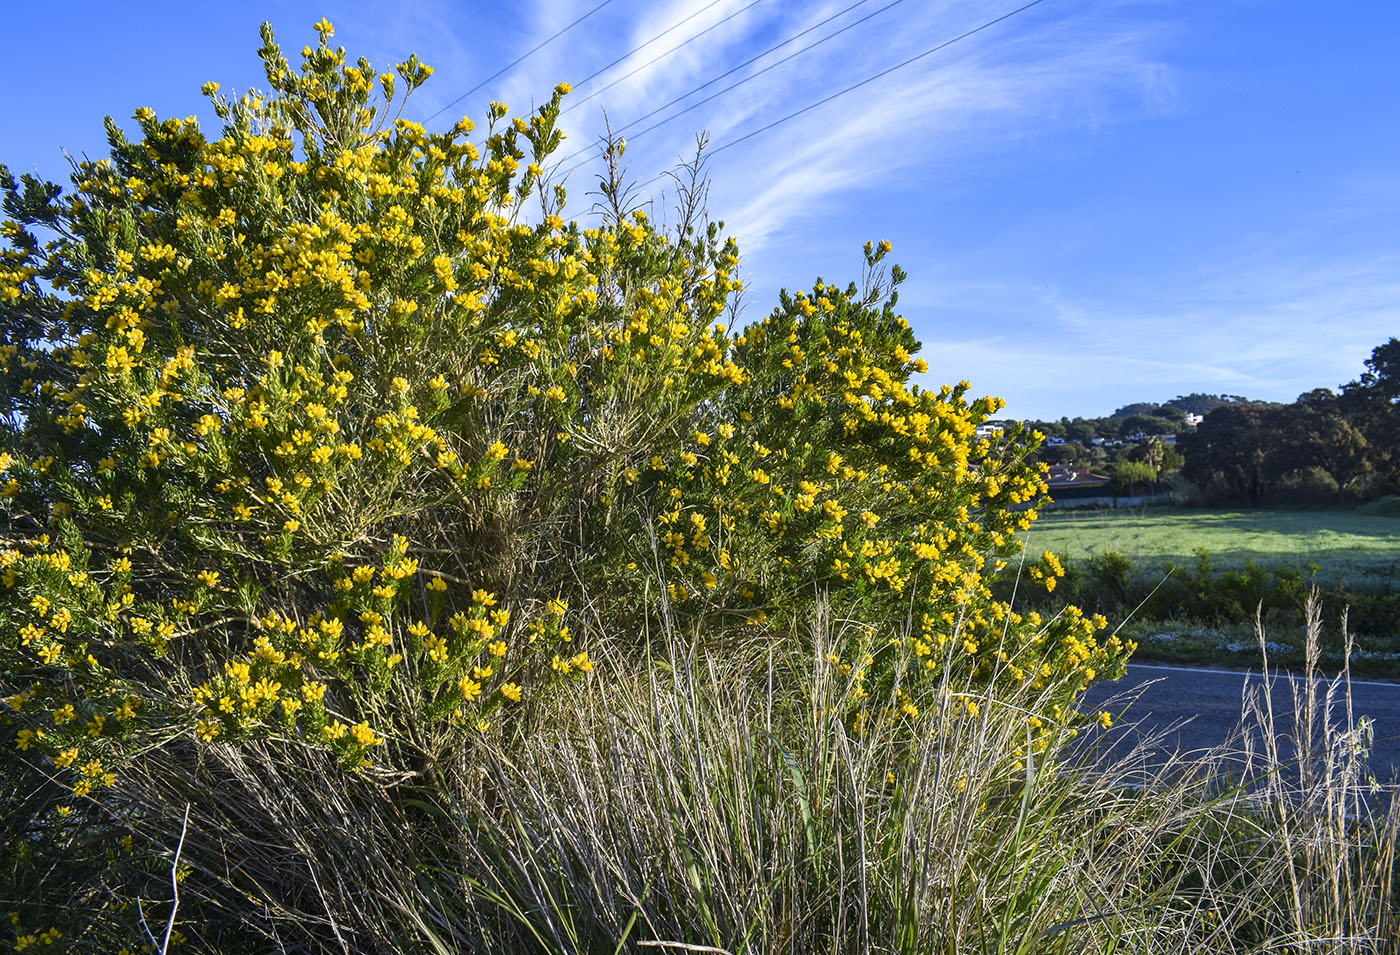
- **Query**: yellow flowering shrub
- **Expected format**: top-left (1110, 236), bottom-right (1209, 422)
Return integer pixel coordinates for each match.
top-left (629, 257), bottom-right (1133, 722)
top-left (0, 19), bottom-right (1130, 948)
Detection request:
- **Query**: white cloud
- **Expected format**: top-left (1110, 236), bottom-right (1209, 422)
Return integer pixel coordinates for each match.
top-left (912, 249), bottom-right (1400, 418)
top-left (355, 0), bottom-right (1177, 234)
top-left (706, 5), bottom-right (1178, 252)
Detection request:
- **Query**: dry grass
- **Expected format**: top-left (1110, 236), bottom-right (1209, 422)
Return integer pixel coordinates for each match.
top-left (22, 593), bottom-right (1384, 952)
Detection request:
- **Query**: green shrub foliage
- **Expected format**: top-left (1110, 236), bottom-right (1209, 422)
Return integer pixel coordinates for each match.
top-left (0, 20), bottom-right (1130, 946)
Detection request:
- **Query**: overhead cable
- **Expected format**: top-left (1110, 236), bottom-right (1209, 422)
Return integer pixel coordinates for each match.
top-left (425, 0), bottom-right (620, 124)
top-left (626, 0), bottom-right (1052, 193)
top-left (564, 0), bottom-right (767, 113)
top-left (556, 0), bottom-right (899, 172)
top-left (706, 0), bottom-right (1050, 160)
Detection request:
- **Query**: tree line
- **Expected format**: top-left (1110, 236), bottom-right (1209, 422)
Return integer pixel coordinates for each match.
top-left (1179, 338), bottom-right (1400, 505)
top-left (1018, 340), bottom-right (1400, 506)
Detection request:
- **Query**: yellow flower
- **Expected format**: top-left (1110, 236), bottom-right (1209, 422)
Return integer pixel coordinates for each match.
top-left (500, 682), bottom-right (522, 702)
top-left (471, 588), bottom-right (496, 607)
top-left (350, 721), bottom-right (378, 746)
top-left (197, 569), bottom-right (220, 588)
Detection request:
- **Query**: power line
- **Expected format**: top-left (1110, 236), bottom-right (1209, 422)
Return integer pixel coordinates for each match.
top-left (569, 0), bottom-right (731, 93)
top-left (628, 0), bottom-right (1051, 193)
top-left (555, 0), bottom-right (898, 172)
top-left (564, 0), bottom-right (766, 113)
top-left (425, 0), bottom-right (620, 124)
top-left (705, 0), bottom-right (1049, 160)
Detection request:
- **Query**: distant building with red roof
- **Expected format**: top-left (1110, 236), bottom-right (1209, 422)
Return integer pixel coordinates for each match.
top-left (1044, 465), bottom-right (1110, 492)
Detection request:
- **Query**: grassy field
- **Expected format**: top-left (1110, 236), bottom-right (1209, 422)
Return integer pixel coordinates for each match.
top-left (1023, 505), bottom-right (1400, 590)
top-left (1015, 504), bottom-right (1400, 673)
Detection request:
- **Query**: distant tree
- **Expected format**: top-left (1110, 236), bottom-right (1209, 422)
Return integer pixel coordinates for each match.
top-left (1061, 417), bottom-right (1097, 443)
top-left (1156, 404), bottom-right (1188, 425)
top-left (1271, 465), bottom-right (1341, 505)
top-left (1166, 394), bottom-right (1248, 416)
top-left (1277, 389), bottom-right (1371, 494)
top-left (1094, 417), bottom-right (1124, 440)
top-left (1347, 338), bottom-right (1400, 401)
top-left (1341, 339), bottom-right (1400, 491)
top-left (1180, 403), bottom-right (1280, 504)
top-left (1126, 438), bottom-right (1184, 481)
top-left (1111, 401), bottom-right (1162, 419)
top-left (1121, 413), bottom-right (1178, 438)
top-left (1040, 444), bottom-right (1081, 466)
top-left (1108, 459), bottom-right (1157, 495)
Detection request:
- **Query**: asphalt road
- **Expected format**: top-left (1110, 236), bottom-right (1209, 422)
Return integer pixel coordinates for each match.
top-left (1077, 663), bottom-right (1400, 791)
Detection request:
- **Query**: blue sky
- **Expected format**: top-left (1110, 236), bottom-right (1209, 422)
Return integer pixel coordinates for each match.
top-left (3, 0), bottom-right (1396, 419)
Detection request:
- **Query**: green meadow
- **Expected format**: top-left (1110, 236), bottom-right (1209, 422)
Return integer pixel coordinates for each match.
top-left (1014, 503), bottom-right (1400, 674)
top-left (1026, 504), bottom-right (1400, 591)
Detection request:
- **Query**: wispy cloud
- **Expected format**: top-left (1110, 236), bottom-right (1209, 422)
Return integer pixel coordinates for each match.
top-left (709, 5), bottom-right (1179, 250)
top-left (352, 0), bottom-right (1177, 240)
top-left (577, 0), bottom-right (771, 115)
